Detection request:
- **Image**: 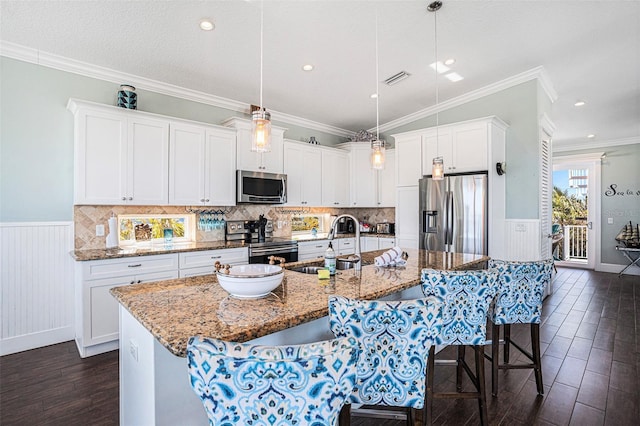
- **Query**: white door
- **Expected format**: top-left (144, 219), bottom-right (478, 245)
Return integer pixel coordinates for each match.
top-left (552, 154), bottom-right (601, 269)
top-left (127, 118), bottom-right (169, 205)
top-left (205, 128), bottom-right (236, 206)
top-left (169, 123), bottom-right (206, 205)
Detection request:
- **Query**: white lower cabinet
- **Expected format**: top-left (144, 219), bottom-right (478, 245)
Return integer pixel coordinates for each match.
top-left (361, 236), bottom-right (397, 252)
top-left (298, 240), bottom-right (331, 261)
top-left (336, 238), bottom-right (356, 256)
top-left (178, 248), bottom-right (248, 278)
top-left (75, 254), bottom-right (179, 357)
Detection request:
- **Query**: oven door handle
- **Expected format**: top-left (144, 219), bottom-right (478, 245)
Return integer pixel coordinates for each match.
top-left (250, 246), bottom-right (299, 256)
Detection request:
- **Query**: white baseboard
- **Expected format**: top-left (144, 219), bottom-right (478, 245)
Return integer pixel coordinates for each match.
top-left (0, 326), bottom-right (74, 356)
top-left (596, 262), bottom-right (640, 276)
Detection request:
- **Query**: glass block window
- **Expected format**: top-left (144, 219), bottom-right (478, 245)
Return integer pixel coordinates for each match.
top-left (118, 214), bottom-right (194, 244)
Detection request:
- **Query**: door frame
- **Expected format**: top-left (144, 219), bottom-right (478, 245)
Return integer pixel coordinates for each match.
top-left (552, 152), bottom-right (603, 270)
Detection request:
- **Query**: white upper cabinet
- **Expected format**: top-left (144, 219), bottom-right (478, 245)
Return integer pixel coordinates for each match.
top-left (336, 143), bottom-right (395, 208)
top-left (394, 133), bottom-right (423, 186)
top-left (283, 140), bottom-right (322, 206)
top-left (321, 149), bottom-right (349, 207)
top-left (422, 128), bottom-right (453, 174)
top-left (169, 123), bottom-right (236, 206)
top-left (70, 100), bottom-right (169, 205)
top-left (223, 117), bottom-right (286, 174)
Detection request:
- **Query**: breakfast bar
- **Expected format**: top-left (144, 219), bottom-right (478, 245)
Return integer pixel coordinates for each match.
top-left (110, 248), bottom-right (488, 425)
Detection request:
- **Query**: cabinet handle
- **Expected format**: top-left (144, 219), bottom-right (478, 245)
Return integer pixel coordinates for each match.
top-left (315, 245), bottom-right (323, 248)
top-left (205, 199), bottom-right (210, 202)
top-left (137, 279), bottom-right (142, 284)
top-left (200, 198), bottom-right (205, 202)
top-left (127, 264), bottom-right (142, 268)
top-left (128, 197), bottom-right (133, 201)
top-left (122, 197), bottom-right (127, 201)
top-left (130, 280), bottom-right (135, 284)
top-left (211, 255), bottom-right (222, 259)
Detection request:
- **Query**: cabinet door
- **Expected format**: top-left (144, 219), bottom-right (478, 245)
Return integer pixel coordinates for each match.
top-left (321, 150), bottom-right (349, 207)
top-left (236, 124), bottom-right (284, 174)
top-left (377, 149), bottom-right (395, 207)
top-left (179, 248), bottom-right (248, 269)
top-left (283, 142), bottom-right (305, 205)
top-left (395, 134), bottom-right (422, 187)
top-left (127, 118), bottom-right (169, 205)
top-left (360, 237), bottom-right (378, 253)
top-left (396, 186), bottom-right (419, 249)
top-left (377, 238), bottom-right (396, 250)
top-left (422, 129), bottom-right (453, 175)
top-left (75, 109), bottom-right (127, 204)
top-left (169, 123), bottom-right (206, 205)
top-left (301, 149), bottom-right (322, 206)
top-left (337, 238), bottom-right (356, 256)
top-left (204, 128), bottom-right (236, 206)
top-left (451, 123), bottom-right (488, 173)
top-left (350, 146), bottom-right (376, 207)
top-left (297, 240), bottom-right (330, 260)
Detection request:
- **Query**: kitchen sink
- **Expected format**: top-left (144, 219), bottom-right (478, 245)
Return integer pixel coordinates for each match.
top-left (287, 257), bottom-right (367, 274)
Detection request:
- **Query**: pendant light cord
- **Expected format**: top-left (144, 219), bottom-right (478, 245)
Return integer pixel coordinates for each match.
top-left (259, 0), bottom-right (264, 111)
top-left (375, 9), bottom-right (380, 142)
top-left (434, 4), bottom-right (439, 152)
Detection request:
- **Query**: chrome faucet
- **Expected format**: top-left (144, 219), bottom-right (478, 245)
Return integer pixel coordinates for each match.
top-left (328, 214), bottom-right (361, 271)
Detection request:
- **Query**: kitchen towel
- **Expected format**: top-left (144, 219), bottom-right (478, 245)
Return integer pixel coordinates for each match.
top-left (374, 246), bottom-right (405, 267)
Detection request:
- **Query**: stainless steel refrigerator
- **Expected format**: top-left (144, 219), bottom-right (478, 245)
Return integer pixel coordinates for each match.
top-left (419, 172), bottom-right (488, 255)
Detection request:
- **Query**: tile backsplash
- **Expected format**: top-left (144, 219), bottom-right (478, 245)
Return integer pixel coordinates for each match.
top-left (74, 205), bottom-right (395, 250)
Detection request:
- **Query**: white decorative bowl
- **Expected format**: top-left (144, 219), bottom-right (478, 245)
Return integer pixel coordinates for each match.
top-left (216, 264), bottom-right (284, 299)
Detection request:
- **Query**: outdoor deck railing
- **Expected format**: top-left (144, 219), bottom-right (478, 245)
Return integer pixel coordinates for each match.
top-left (561, 225), bottom-right (588, 261)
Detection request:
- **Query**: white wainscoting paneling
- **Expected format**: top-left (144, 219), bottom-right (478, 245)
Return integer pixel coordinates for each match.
top-left (0, 222), bottom-right (74, 355)
top-left (504, 219), bottom-right (541, 261)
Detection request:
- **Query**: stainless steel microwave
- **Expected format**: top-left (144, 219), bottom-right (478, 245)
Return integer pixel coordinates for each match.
top-left (237, 170), bottom-right (287, 204)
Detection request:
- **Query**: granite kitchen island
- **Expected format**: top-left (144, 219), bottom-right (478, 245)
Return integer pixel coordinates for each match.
top-left (110, 248), bottom-right (488, 425)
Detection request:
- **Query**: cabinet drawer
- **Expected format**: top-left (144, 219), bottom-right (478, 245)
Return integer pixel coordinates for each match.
top-left (297, 240), bottom-right (329, 256)
top-left (82, 254), bottom-right (178, 280)
top-left (179, 248), bottom-right (248, 269)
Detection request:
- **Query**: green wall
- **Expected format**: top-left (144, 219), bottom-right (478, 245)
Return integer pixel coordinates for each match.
top-left (557, 143), bottom-right (640, 266)
top-left (0, 57), bottom-right (344, 222)
top-left (381, 80), bottom-right (543, 220)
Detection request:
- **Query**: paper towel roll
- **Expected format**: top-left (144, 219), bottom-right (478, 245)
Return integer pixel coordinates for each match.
top-left (106, 217), bottom-right (119, 248)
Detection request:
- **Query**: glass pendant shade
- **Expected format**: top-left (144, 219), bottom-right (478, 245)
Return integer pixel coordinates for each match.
top-left (371, 140), bottom-right (386, 170)
top-left (251, 110), bottom-right (271, 152)
top-left (432, 156), bottom-right (444, 180)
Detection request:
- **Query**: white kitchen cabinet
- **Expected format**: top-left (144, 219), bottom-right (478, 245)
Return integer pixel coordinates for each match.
top-left (75, 253), bottom-right (179, 357)
top-left (336, 143), bottom-right (395, 207)
top-left (336, 238), bottom-right (356, 256)
top-left (394, 132), bottom-right (423, 186)
top-left (169, 122), bottom-right (236, 206)
top-left (223, 117), bottom-right (286, 174)
top-left (178, 248), bottom-right (248, 278)
top-left (421, 122), bottom-right (487, 174)
top-left (361, 236), bottom-right (397, 252)
top-left (69, 100), bottom-right (169, 205)
top-left (378, 237), bottom-right (397, 250)
top-left (395, 186), bottom-right (420, 249)
top-left (283, 141), bottom-right (322, 206)
top-left (298, 240), bottom-right (331, 261)
top-left (321, 149), bottom-right (350, 207)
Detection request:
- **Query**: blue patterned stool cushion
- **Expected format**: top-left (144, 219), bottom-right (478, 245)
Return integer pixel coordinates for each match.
top-left (421, 269), bottom-right (499, 346)
top-left (328, 296), bottom-right (442, 409)
top-left (488, 259), bottom-right (554, 325)
top-left (187, 336), bottom-right (359, 426)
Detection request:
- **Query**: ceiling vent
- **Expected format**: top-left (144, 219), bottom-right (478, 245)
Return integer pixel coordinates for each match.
top-left (383, 71), bottom-right (411, 86)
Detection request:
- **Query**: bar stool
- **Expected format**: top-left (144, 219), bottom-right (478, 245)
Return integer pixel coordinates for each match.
top-left (486, 259), bottom-right (554, 396)
top-left (328, 295), bottom-right (443, 425)
top-left (420, 269), bottom-right (499, 426)
top-left (187, 335), bottom-right (359, 426)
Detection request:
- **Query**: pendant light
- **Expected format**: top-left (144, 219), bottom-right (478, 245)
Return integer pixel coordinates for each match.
top-left (429, 1), bottom-right (444, 180)
top-left (371, 10), bottom-right (386, 170)
top-left (251, 0), bottom-right (271, 153)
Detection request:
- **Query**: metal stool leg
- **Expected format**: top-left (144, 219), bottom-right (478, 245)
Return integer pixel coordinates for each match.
top-left (474, 345), bottom-right (489, 426)
top-left (503, 324), bottom-right (511, 363)
top-left (492, 322), bottom-right (500, 396)
top-left (531, 323), bottom-right (544, 395)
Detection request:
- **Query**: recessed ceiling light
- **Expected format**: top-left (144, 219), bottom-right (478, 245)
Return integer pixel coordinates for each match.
top-left (445, 72), bottom-right (464, 82)
top-left (302, 64), bottom-right (314, 71)
top-left (587, 134), bottom-right (595, 139)
top-left (370, 93), bottom-right (378, 99)
top-left (444, 58), bottom-right (456, 66)
top-left (199, 19), bottom-right (215, 31)
top-left (574, 101), bottom-right (586, 107)
top-left (429, 61), bottom-right (450, 74)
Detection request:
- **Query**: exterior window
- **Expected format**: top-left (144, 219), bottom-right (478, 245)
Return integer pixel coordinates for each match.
top-left (291, 214), bottom-right (330, 236)
top-left (118, 214), bottom-right (194, 245)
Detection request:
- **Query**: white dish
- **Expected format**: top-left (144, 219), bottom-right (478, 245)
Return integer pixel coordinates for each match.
top-left (216, 264), bottom-right (284, 299)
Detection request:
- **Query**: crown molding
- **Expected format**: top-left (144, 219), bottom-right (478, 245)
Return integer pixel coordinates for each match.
top-left (0, 41), bottom-right (353, 138)
top-left (375, 66), bottom-right (557, 133)
top-left (553, 136), bottom-right (640, 153)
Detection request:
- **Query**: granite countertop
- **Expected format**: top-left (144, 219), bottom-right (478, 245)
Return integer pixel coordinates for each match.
top-left (72, 233), bottom-right (396, 261)
top-left (110, 248), bottom-right (488, 357)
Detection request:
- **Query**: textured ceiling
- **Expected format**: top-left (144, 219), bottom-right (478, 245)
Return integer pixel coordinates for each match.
top-left (1, 0), bottom-right (639, 147)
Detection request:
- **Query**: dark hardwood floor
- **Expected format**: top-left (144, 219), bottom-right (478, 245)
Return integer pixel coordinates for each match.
top-left (1, 267), bottom-right (638, 425)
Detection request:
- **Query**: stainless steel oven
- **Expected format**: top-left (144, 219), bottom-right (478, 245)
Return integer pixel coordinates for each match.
top-left (226, 220), bottom-right (298, 264)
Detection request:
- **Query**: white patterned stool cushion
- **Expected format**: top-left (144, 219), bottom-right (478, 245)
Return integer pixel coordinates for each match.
top-left (187, 336), bottom-right (359, 426)
top-left (328, 296), bottom-right (442, 409)
top-left (488, 259), bottom-right (554, 325)
top-left (421, 269), bottom-right (499, 346)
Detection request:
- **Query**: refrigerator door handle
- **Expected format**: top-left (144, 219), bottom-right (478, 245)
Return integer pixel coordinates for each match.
top-left (444, 190), bottom-right (451, 246)
top-left (448, 190), bottom-right (454, 246)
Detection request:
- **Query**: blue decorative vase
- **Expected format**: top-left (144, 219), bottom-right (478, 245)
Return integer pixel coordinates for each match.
top-left (117, 84), bottom-right (137, 109)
